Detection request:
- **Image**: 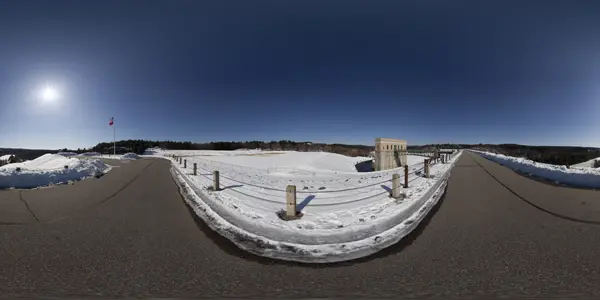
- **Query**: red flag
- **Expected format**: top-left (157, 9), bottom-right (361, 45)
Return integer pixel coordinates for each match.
top-left (109, 117), bottom-right (114, 126)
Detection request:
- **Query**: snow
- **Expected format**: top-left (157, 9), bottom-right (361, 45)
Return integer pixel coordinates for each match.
top-left (165, 150), bottom-right (428, 175)
top-left (0, 154), bottom-right (111, 189)
top-left (472, 150), bottom-right (600, 189)
top-left (143, 147), bottom-right (165, 156)
top-left (122, 153), bottom-right (140, 160)
top-left (0, 154), bottom-right (13, 161)
top-left (168, 149), bottom-right (463, 262)
top-left (571, 157), bottom-right (600, 169)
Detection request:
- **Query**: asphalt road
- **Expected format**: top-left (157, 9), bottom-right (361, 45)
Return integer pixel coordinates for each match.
top-left (1, 153), bottom-right (600, 298)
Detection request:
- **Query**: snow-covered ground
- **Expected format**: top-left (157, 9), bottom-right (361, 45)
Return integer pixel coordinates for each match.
top-left (167, 149), bottom-right (462, 262)
top-left (166, 150), bottom-right (430, 175)
top-left (0, 154), bottom-right (112, 189)
top-left (472, 150), bottom-right (600, 189)
top-left (571, 157), bottom-right (600, 169)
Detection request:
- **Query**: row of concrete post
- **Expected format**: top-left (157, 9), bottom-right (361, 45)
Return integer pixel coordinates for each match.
top-left (173, 155), bottom-right (221, 191)
top-left (172, 151), bottom-right (457, 219)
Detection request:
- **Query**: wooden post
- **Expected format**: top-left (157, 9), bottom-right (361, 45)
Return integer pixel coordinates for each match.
top-left (213, 171), bottom-right (220, 191)
top-left (286, 185), bottom-right (297, 217)
top-left (404, 165), bottom-right (409, 188)
top-left (193, 163), bottom-right (197, 175)
top-left (392, 174), bottom-right (401, 199)
top-left (425, 159), bottom-right (430, 178)
top-left (184, 159), bottom-right (187, 168)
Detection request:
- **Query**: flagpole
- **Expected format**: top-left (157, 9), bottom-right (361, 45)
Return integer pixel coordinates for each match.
top-left (113, 120), bottom-right (116, 156)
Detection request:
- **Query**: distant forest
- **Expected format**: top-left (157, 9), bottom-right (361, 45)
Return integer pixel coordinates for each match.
top-left (89, 140), bottom-right (375, 157)
top-left (1, 140), bottom-right (599, 167)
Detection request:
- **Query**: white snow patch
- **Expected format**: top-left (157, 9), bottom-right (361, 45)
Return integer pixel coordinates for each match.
top-left (571, 157), bottom-right (600, 169)
top-left (472, 150), bottom-right (600, 189)
top-left (143, 147), bottom-right (165, 156)
top-left (169, 149), bottom-right (463, 262)
top-left (122, 153), bottom-right (140, 160)
top-left (0, 154), bottom-right (111, 189)
top-left (0, 154), bottom-right (14, 161)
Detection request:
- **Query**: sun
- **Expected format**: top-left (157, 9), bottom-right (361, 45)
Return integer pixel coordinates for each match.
top-left (40, 85), bottom-right (58, 101)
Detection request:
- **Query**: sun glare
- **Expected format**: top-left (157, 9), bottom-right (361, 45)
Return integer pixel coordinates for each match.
top-left (40, 85), bottom-right (58, 101)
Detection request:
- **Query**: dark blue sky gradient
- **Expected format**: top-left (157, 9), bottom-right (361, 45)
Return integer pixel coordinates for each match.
top-left (1, 0), bottom-right (600, 149)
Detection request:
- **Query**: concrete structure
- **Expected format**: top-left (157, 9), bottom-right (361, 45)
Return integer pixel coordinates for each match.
top-left (374, 138), bottom-right (407, 171)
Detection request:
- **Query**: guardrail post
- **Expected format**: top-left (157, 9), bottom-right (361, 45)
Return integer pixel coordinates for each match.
top-left (193, 163), bottom-right (197, 175)
top-left (404, 165), bottom-right (409, 188)
top-left (392, 174), bottom-right (402, 199)
top-left (425, 159), bottom-right (430, 178)
top-left (184, 159), bottom-right (187, 168)
top-left (213, 171), bottom-right (220, 191)
top-left (286, 185), bottom-right (297, 217)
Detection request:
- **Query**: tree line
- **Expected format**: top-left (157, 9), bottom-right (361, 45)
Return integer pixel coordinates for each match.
top-left (87, 139), bottom-right (375, 157)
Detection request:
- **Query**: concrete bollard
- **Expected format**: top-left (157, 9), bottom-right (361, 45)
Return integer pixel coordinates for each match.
top-left (213, 171), bottom-right (220, 191)
top-left (425, 159), bottom-right (430, 178)
top-left (392, 173), bottom-right (402, 199)
top-left (404, 165), bottom-right (409, 188)
top-left (184, 159), bottom-right (187, 168)
top-left (286, 185), bottom-right (297, 217)
top-left (193, 163), bottom-right (197, 175)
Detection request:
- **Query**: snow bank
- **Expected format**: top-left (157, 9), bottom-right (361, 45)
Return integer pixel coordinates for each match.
top-left (0, 154), bottom-right (111, 189)
top-left (473, 150), bottom-right (600, 189)
top-left (171, 150), bottom-right (463, 262)
top-left (122, 153), bottom-right (140, 160)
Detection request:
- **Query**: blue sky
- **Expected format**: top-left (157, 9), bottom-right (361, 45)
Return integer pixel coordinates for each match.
top-left (1, 0), bottom-right (600, 149)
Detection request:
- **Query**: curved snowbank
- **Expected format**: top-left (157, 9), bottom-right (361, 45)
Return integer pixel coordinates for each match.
top-left (171, 151), bottom-right (462, 263)
top-left (473, 150), bottom-right (600, 189)
top-left (0, 154), bottom-right (111, 189)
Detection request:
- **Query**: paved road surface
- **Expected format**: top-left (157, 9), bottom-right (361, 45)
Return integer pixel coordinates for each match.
top-left (1, 153), bottom-right (600, 298)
